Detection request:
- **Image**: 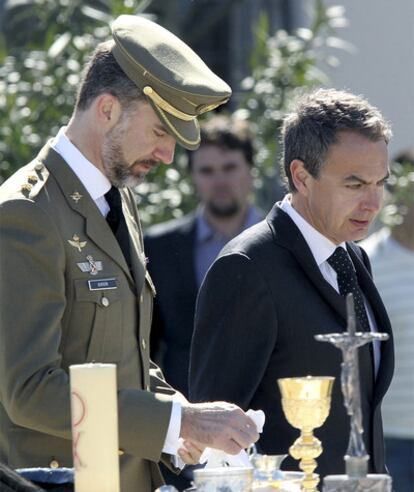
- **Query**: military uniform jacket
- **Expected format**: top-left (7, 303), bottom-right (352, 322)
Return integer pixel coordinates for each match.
top-left (190, 203), bottom-right (394, 477)
top-left (0, 143), bottom-right (176, 492)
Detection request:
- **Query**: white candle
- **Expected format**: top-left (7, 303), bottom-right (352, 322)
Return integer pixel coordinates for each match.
top-left (70, 363), bottom-right (120, 492)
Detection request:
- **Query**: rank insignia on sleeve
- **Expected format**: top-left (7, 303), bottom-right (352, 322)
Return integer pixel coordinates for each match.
top-left (68, 234), bottom-right (87, 252)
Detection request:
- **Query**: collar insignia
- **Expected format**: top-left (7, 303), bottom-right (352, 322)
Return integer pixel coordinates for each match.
top-left (70, 191), bottom-right (83, 203)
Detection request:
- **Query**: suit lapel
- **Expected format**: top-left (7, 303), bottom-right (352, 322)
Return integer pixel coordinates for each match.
top-left (347, 243), bottom-right (395, 400)
top-left (347, 243), bottom-right (391, 334)
top-left (121, 194), bottom-right (146, 295)
top-left (267, 204), bottom-right (394, 400)
top-left (39, 143), bottom-right (133, 283)
top-left (267, 204), bottom-right (348, 327)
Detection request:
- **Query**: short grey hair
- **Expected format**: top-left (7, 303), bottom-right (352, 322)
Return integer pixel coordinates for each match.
top-left (281, 88), bottom-right (392, 192)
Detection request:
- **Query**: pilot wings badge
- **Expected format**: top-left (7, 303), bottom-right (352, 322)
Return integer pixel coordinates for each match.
top-left (68, 234), bottom-right (87, 253)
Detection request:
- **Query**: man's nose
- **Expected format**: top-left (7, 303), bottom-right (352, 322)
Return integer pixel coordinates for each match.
top-left (212, 170), bottom-right (231, 185)
top-left (154, 138), bottom-right (176, 165)
top-left (363, 187), bottom-right (383, 212)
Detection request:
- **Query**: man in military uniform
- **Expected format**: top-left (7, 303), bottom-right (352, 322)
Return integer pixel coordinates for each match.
top-left (0, 15), bottom-right (259, 492)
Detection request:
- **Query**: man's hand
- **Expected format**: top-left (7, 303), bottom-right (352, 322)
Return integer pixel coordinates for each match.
top-left (177, 438), bottom-right (204, 465)
top-left (180, 402), bottom-right (259, 455)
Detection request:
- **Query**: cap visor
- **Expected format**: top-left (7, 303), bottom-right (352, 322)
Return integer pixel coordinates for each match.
top-left (149, 101), bottom-right (200, 151)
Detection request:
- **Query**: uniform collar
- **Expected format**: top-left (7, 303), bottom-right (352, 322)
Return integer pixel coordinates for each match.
top-left (51, 127), bottom-right (111, 201)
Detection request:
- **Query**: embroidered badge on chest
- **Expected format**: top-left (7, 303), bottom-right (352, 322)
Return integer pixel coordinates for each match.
top-left (77, 255), bottom-right (103, 275)
top-left (68, 234), bottom-right (87, 252)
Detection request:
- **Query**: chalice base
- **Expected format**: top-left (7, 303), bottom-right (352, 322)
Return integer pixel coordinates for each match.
top-left (322, 474), bottom-right (392, 492)
top-left (344, 455), bottom-right (369, 478)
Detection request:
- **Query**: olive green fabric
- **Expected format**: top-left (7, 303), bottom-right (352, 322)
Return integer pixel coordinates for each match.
top-left (111, 14), bottom-right (232, 150)
top-left (0, 143), bottom-right (178, 492)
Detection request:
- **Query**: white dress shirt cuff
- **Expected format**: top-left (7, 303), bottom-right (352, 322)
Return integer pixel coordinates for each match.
top-left (162, 400), bottom-right (182, 455)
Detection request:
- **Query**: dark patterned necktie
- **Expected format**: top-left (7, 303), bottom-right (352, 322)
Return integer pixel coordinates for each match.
top-left (105, 186), bottom-right (131, 268)
top-left (327, 247), bottom-right (370, 333)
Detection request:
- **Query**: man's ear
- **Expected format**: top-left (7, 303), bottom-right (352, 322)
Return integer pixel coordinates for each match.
top-left (95, 93), bottom-right (122, 129)
top-left (290, 159), bottom-right (310, 195)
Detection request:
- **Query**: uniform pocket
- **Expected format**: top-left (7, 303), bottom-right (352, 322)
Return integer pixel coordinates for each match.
top-left (70, 279), bottom-right (123, 363)
top-left (8, 427), bottom-right (72, 469)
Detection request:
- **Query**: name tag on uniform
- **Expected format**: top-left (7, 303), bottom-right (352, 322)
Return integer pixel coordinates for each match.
top-left (88, 278), bottom-right (117, 291)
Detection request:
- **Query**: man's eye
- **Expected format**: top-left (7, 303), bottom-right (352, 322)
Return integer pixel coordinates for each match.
top-left (346, 183), bottom-right (362, 190)
top-left (223, 164), bottom-right (237, 173)
top-left (199, 169), bottom-right (213, 176)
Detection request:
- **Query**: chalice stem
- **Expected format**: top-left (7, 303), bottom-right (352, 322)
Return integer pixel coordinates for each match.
top-left (291, 430), bottom-right (320, 491)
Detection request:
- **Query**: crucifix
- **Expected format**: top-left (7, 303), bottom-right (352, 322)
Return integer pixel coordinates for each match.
top-left (315, 293), bottom-right (388, 478)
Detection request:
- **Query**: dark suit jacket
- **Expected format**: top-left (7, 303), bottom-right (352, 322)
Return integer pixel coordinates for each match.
top-left (144, 213), bottom-right (198, 396)
top-left (0, 143), bottom-right (176, 492)
top-left (189, 204), bottom-right (394, 477)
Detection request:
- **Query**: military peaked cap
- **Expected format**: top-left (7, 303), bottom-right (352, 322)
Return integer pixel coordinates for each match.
top-left (111, 15), bottom-right (232, 150)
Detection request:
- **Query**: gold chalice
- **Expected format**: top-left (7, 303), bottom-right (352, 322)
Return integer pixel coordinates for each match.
top-left (278, 376), bottom-right (334, 492)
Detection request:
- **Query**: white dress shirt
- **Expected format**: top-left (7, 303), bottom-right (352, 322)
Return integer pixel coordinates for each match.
top-left (51, 128), bottom-right (182, 456)
top-left (279, 195), bottom-right (380, 375)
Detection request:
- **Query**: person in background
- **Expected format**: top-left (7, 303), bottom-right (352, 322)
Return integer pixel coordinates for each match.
top-left (361, 148), bottom-right (414, 491)
top-left (0, 15), bottom-right (259, 492)
top-left (145, 114), bottom-right (262, 394)
top-left (189, 88), bottom-right (395, 478)
top-left (145, 115), bottom-right (262, 489)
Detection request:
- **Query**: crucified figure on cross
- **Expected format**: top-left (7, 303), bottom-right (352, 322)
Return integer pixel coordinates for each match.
top-left (316, 294), bottom-right (388, 478)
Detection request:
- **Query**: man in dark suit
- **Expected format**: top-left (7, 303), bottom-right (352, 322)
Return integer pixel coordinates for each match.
top-left (145, 116), bottom-right (262, 489)
top-left (190, 88), bottom-right (395, 478)
top-left (0, 15), bottom-right (259, 492)
top-left (145, 115), bottom-right (262, 396)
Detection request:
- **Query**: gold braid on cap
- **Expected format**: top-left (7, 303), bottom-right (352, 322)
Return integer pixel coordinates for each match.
top-left (143, 86), bottom-right (196, 121)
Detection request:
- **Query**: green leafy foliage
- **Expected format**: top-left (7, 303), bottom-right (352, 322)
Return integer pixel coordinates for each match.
top-left (0, 0), bottom-right (349, 226)
top-left (0, 0), bottom-right (143, 180)
top-left (238, 1), bottom-right (349, 209)
top-left (137, 1), bottom-right (350, 225)
top-left (381, 159), bottom-right (414, 227)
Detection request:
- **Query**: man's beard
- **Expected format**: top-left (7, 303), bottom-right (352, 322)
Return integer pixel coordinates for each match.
top-left (205, 199), bottom-right (241, 218)
top-left (102, 124), bottom-right (149, 188)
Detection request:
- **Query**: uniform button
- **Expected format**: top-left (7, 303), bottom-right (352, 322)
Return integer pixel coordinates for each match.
top-left (141, 338), bottom-right (146, 350)
top-left (118, 449), bottom-right (125, 456)
top-left (35, 163), bottom-right (43, 171)
top-left (101, 297), bottom-right (109, 307)
top-left (49, 459), bottom-right (59, 469)
top-left (28, 175), bottom-right (38, 184)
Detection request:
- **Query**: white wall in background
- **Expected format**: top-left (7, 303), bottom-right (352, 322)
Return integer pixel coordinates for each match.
top-left (294, 0), bottom-right (414, 155)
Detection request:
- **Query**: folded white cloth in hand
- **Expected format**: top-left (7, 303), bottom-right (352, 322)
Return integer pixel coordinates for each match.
top-left (200, 409), bottom-right (265, 468)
